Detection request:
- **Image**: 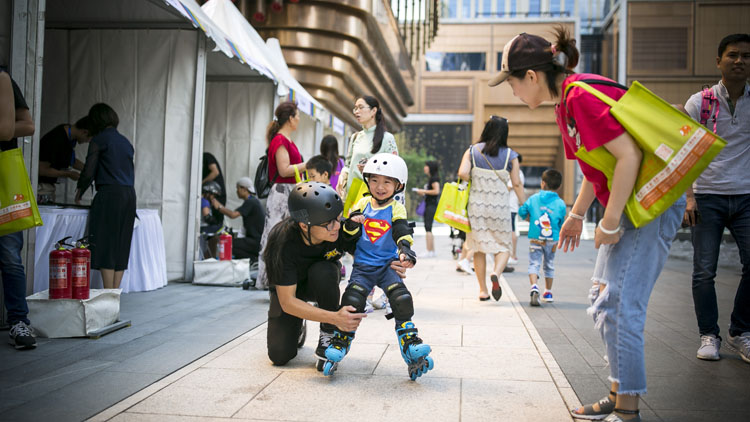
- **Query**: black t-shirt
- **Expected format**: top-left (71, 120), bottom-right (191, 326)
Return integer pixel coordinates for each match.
top-left (202, 152), bottom-right (226, 197)
top-left (424, 175), bottom-right (441, 206)
top-left (236, 196), bottom-right (264, 244)
top-left (0, 76), bottom-right (29, 151)
top-left (39, 124), bottom-right (76, 184)
top-left (275, 226), bottom-right (359, 288)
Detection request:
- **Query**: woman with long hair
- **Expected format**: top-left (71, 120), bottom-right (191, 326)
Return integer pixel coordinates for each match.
top-left (75, 103), bottom-right (136, 289)
top-left (256, 101), bottom-right (306, 289)
top-left (458, 116), bottom-right (525, 301)
top-left (320, 134), bottom-right (344, 188)
top-left (415, 160), bottom-right (441, 257)
top-left (336, 95), bottom-right (399, 199)
top-left (490, 28), bottom-right (684, 421)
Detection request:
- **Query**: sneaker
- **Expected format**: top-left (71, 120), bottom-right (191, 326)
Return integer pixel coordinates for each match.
top-left (508, 257), bottom-right (519, 265)
top-left (372, 293), bottom-right (388, 310)
top-left (364, 299), bottom-right (374, 313)
top-left (315, 329), bottom-right (334, 371)
top-left (727, 332), bottom-right (750, 364)
top-left (530, 286), bottom-right (540, 307)
top-left (8, 321), bottom-right (36, 350)
top-left (542, 291), bottom-right (554, 303)
top-left (457, 258), bottom-right (474, 275)
top-left (696, 334), bottom-right (721, 361)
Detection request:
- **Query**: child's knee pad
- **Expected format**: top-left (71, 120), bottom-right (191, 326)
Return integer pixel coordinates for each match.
top-left (385, 282), bottom-right (414, 321)
top-left (341, 283), bottom-right (369, 313)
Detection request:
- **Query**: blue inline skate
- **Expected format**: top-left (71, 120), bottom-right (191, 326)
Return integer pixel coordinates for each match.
top-left (396, 321), bottom-right (434, 380)
top-left (322, 330), bottom-right (354, 376)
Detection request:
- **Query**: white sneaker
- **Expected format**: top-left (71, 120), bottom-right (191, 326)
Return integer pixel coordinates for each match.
top-left (508, 257), bottom-right (519, 265)
top-left (697, 334), bottom-right (721, 361)
top-left (457, 259), bottom-right (474, 275)
top-left (364, 299), bottom-right (374, 313)
top-left (385, 301), bottom-right (392, 315)
top-left (727, 332), bottom-right (750, 364)
top-left (372, 293), bottom-right (387, 310)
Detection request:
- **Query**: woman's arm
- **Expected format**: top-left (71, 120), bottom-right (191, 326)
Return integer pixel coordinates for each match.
top-left (597, 131), bottom-right (642, 247)
top-left (417, 181), bottom-right (440, 196)
top-left (457, 149), bottom-right (472, 182)
top-left (39, 161), bottom-right (79, 180)
top-left (509, 159), bottom-right (526, 204)
top-left (0, 72), bottom-right (15, 141)
top-left (202, 163), bottom-right (220, 184)
top-left (558, 178), bottom-right (596, 252)
top-left (274, 145), bottom-right (306, 179)
top-left (276, 284), bottom-right (365, 332)
top-left (75, 141), bottom-right (101, 203)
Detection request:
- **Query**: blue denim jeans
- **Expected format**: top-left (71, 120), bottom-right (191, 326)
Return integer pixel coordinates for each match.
top-left (527, 239), bottom-right (556, 279)
top-left (691, 193), bottom-right (750, 338)
top-left (588, 196), bottom-right (685, 395)
top-left (0, 232), bottom-right (30, 325)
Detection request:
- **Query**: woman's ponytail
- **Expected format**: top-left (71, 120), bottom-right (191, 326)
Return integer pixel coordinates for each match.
top-left (266, 120), bottom-right (281, 146)
top-left (552, 25), bottom-right (580, 72)
top-left (262, 217), bottom-right (299, 286)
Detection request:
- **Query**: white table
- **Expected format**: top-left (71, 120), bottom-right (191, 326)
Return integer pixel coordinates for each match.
top-left (34, 207), bottom-right (168, 293)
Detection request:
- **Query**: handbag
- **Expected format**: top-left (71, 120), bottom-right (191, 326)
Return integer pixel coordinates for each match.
top-left (564, 80), bottom-right (727, 227)
top-left (415, 200), bottom-right (426, 217)
top-left (0, 148), bottom-right (44, 236)
top-left (434, 180), bottom-right (471, 232)
top-left (343, 177), bottom-right (370, 217)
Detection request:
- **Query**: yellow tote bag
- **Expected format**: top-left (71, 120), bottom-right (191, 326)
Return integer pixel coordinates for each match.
top-left (343, 177), bottom-right (370, 217)
top-left (0, 148), bottom-right (43, 236)
top-left (433, 180), bottom-right (471, 232)
top-left (565, 81), bottom-right (727, 227)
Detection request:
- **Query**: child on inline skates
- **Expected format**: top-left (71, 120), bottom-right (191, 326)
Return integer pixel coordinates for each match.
top-left (321, 153), bottom-right (434, 380)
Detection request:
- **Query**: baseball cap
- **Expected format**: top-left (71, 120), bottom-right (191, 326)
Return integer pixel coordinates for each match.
top-left (237, 177), bottom-right (255, 194)
top-left (488, 33), bottom-right (554, 87)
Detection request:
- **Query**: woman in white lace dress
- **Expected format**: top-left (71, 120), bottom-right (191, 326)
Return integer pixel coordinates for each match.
top-left (458, 116), bottom-right (525, 301)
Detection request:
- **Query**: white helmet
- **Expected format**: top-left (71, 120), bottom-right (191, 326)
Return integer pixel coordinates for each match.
top-left (362, 153), bottom-right (408, 192)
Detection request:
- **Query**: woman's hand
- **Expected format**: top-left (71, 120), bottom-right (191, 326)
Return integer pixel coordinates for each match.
top-left (390, 259), bottom-right (413, 277)
top-left (594, 219), bottom-right (622, 248)
top-left (558, 217), bottom-right (583, 252)
top-left (334, 306), bottom-right (367, 332)
top-left (415, 189), bottom-right (425, 196)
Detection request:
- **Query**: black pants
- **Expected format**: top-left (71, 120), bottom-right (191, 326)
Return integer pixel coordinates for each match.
top-left (233, 237), bottom-right (260, 261)
top-left (267, 261), bottom-right (341, 366)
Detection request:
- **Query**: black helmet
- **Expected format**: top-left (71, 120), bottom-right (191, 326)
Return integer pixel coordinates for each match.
top-left (202, 181), bottom-right (221, 195)
top-left (288, 182), bottom-right (343, 226)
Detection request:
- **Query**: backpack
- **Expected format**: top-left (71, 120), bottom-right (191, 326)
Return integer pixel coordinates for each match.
top-left (254, 149), bottom-right (277, 199)
top-left (699, 86), bottom-right (719, 133)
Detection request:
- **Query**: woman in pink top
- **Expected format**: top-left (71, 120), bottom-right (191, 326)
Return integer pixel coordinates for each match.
top-left (489, 28), bottom-right (684, 422)
top-left (256, 101), bottom-right (306, 290)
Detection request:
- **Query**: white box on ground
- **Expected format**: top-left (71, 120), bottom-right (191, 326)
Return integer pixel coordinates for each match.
top-left (27, 289), bottom-right (122, 338)
top-left (193, 258), bottom-right (250, 286)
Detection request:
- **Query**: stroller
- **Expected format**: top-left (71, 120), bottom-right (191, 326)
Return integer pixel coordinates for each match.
top-left (449, 227), bottom-right (465, 260)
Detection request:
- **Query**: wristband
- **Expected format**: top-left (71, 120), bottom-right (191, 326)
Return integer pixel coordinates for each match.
top-left (568, 212), bottom-right (585, 221)
top-left (597, 222), bottom-right (621, 235)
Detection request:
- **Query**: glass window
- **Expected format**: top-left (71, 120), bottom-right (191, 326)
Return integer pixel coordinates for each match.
top-left (550, 0), bottom-right (561, 15)
top-left (462, 0), bottom-right (471, 18)
top-left (425, 52), bottom-right (487, 71)
top-left (510, 0), bottom-right (517, 17)
top-left (497, 52), bottom-right (503, 70)
top-left (443, 0), bottom-right (458, 18)
top-left (528, 0), bottom-right (541, 16)
top-left (481, 0), bottom-right (492, 17)
top-left (496, 0), bottom-right (505, 17)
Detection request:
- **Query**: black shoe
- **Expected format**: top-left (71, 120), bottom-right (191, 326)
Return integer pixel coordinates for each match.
top-left (315, 329), bottom-right (334, 371)
top-left (9, 321), bottom-right (36, 350)
top-left (297, 320), bottom-right (307, 349)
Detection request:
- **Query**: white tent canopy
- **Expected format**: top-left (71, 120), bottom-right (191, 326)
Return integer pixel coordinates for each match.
top-left (41, 0), bottom-right (276, 281)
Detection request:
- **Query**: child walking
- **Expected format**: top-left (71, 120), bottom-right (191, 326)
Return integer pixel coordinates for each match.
top-left (518, 169), bottom-right (567, 306)
top-left (321, 153), bottom-right (434, 380)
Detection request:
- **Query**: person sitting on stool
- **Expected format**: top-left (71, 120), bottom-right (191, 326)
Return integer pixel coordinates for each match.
top-left (211, 177), bottom-right (264, 261)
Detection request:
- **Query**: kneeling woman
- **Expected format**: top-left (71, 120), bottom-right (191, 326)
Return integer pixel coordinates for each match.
top-left (263, 182), bottom-right (412, 368)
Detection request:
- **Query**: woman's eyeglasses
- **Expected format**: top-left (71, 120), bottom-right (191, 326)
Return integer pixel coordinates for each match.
top-left (316, 218), bottom-right (340, 231)
top-left (353, 105), bottom-right (371, 113)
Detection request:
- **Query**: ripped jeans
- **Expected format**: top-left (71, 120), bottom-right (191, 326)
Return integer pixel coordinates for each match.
top-left (588, 196), bottom-right (685, 395)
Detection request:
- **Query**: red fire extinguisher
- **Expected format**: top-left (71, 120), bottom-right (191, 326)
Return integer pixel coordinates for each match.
top-left (218, 228), bottom-right (233, 261)
top-left (49, 237), bottom-right (73, 299)
top-left (72, 238), bottom-right (91, 300)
